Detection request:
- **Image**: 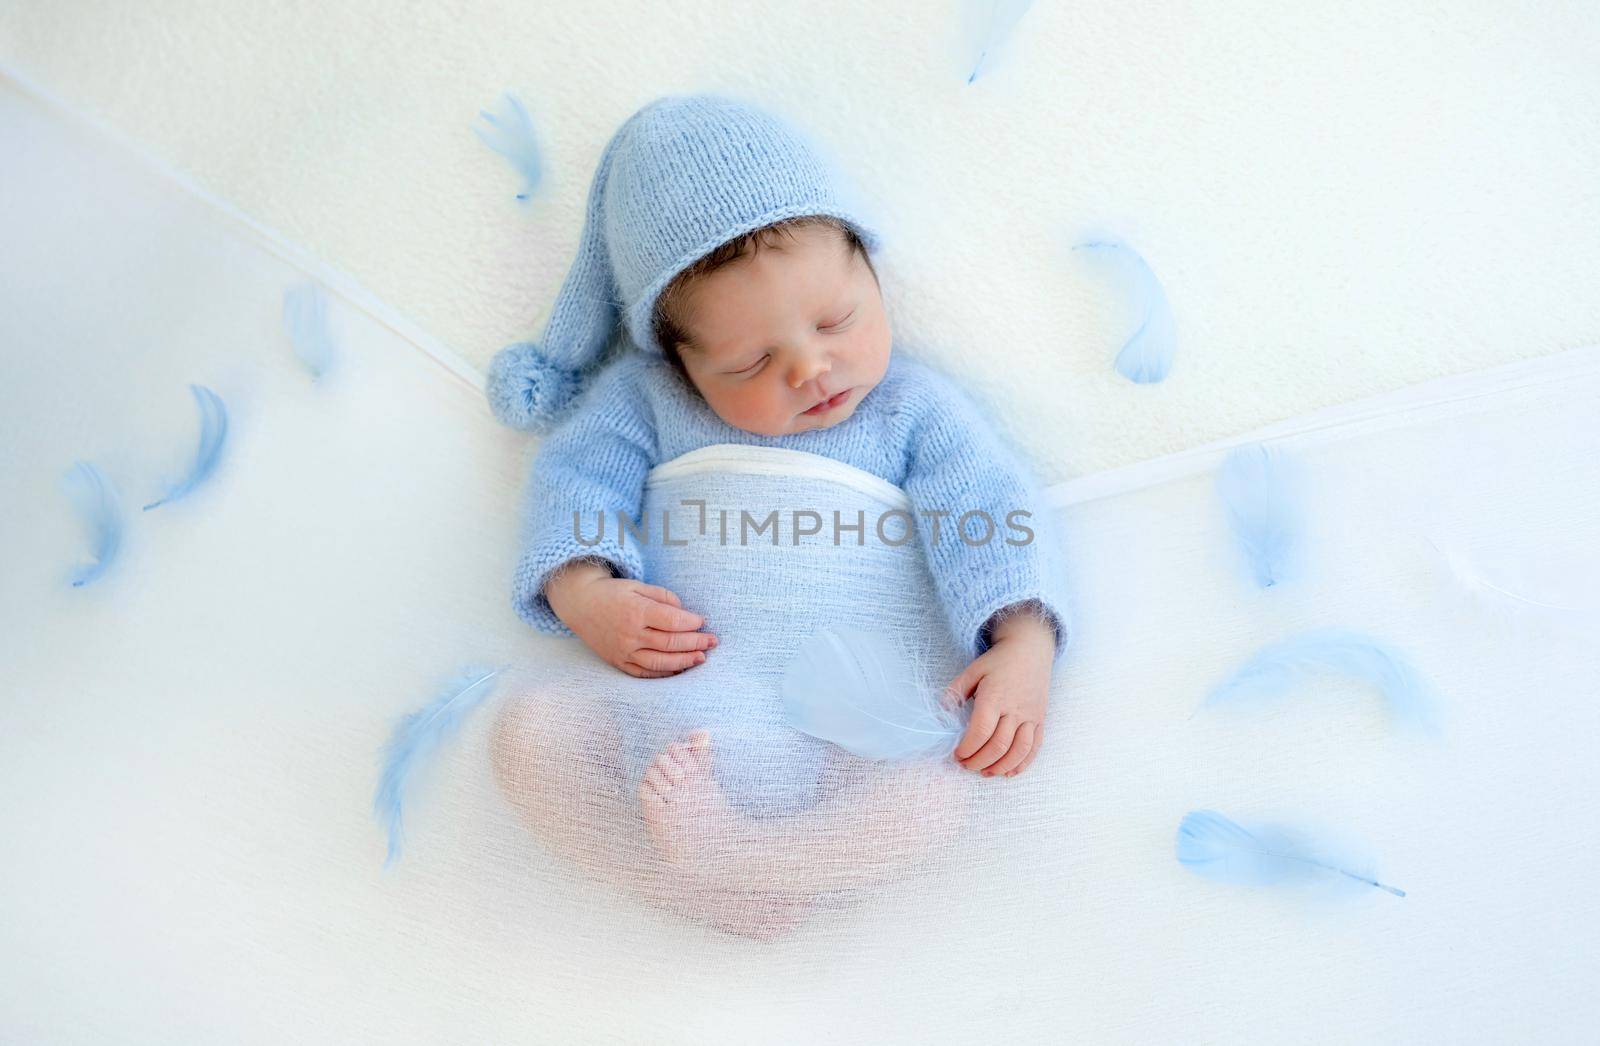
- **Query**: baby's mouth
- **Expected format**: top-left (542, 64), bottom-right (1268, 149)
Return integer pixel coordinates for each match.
top-left (803, 388), bottom-right (853, 416)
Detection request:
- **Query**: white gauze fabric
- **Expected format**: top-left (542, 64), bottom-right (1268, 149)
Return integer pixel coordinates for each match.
top-left (491, 444), bottom-right (980, 939)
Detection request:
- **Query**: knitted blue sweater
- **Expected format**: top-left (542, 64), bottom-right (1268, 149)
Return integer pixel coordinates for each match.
top-left (511, 348), bottom-right (1073, 667)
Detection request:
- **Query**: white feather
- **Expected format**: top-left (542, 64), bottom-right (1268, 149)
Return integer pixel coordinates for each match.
top-left (1422, 533), bottom-right (1591, 616)
top-left (781, 629), bottom-right (968, 761)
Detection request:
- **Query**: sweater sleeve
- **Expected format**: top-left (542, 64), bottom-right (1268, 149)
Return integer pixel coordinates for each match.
top-left (897, 365), bottom-right (1073, 667)
top-left (510, 356), bottom-right (658, 637)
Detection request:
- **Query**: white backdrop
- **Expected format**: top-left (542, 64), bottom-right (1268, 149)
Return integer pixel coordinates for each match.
top-left (2, 2), bottom-right (1597, 479)
top-left (4, 74), bottom-right (1600, 1042)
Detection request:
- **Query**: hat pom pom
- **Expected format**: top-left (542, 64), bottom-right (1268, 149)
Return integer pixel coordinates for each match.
top-left (485, 341), bottom-right (586, 430)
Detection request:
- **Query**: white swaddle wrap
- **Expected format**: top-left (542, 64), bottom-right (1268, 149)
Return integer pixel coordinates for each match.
top-left (489, 444), bottom-right (976, 937)
top-left (524, 444), bottom-right (969, 817)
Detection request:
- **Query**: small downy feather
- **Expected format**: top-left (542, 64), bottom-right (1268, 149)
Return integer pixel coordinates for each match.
top-left (63, 461), bottom-right (123, 587)
top-left (1422, 533), bottom-right (1592, 618)
top-left (1177, 809), bottom-right (1405, 897)
top-left (964, 0), bottom-right (1036, 84)
top-left (1202, 628), bottom-right (1440, 734)
top-left (143, 384), bottom-right (229, 512)
top-left (1073, 239), bottom-right (1177, 383)
top-left (781, 629), bottom-right (968, 760)
top-left (473, 93), bottom-right (544, 202)
top-left (1216, 443), bottom-right (1303, 588)
top-left (374, 665), bottom-right (502, 869)
top-left (282, 281), bottom-right (335, 379)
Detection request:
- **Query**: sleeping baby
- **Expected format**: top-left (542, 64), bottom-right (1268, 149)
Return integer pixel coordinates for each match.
top-left (485, 94), bottom-right (1072, 939)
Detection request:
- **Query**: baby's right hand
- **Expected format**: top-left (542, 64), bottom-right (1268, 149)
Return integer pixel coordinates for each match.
top-left (545, 561), bottom-right (718, 678)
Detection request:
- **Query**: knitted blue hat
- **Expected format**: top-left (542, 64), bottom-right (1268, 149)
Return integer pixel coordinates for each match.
top-left (485, 93), bottom-right (885, 431)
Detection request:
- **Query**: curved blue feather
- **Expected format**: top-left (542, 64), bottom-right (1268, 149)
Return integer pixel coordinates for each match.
top-left (282, 281), bottom-right (335, 379)
top-left (1216, 443), bottom-right (1302, 588)
top-left (473, 92), bottom-right (544, 202)
top-left (143, 384), bottom-right (229, 512)
top-left (375, 665), bottom-right (503, 868)
top-left (63, 461), bottom-right (123, 587)
top-left (964, 0), bottom-right (1036, 84)
top-left (1176, 809), bottom-right (1405, 896)
top-left (1073, 239), bottom-right (1177, 383)
top-left (781, 629), bottom-right (967, 760)
top-left (1203, 628), bottom-right (1441, 734)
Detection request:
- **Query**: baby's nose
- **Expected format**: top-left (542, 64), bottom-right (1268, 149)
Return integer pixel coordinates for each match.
top-left (788, 356), bottom-right (830, 389)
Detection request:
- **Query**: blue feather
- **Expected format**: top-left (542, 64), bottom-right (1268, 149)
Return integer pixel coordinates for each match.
top-left (62, 461), bottom-right (123, 587)
top-left (1202, 628), bottom-right (1440, 734)
top-left (781, 629), bottom-right (968, 760)
top-left (143, 384), bottom-right (229, 512)
top-left (374, 665), bottom-right (502, 868)
top-left (1177, 809), bottom-right (1405, 897)
top-left (282, 281), bottom-right (335, 379)
top-left (1216, 443), bottom-right (1302, 587)
top-left (1073, 239), bottom-right (1177, 383)
top-left (473, 93), bottom-right (544, 202)
top-left (964, 0), bottom-right (1036, 84)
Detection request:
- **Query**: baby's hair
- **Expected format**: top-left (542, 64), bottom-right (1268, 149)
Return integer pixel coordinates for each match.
top-left (651, 215), bottom-right (878, 393)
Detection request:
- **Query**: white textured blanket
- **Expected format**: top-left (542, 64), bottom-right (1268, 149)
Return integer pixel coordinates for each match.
top-left (4, 57), bottom-right (1599, 1044)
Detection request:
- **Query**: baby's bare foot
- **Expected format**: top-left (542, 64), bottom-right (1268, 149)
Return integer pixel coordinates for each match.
top-left (638, 730), bottom-right (740, 867)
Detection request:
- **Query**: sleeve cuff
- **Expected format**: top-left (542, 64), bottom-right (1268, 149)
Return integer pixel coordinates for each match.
top-left (949, 558), bottom-right (1072, 667)
top-left (512, 538), bottom-right (643, 637)
top-left (978, 598), bottom-right (1070, 663)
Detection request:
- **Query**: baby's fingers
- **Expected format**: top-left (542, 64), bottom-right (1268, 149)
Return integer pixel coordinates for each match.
top-left (635, 583), bottom-right (683, 608)
top-left (629, 647), bottom-right (706, 674)
top-left (987, 722), bottom-right (1035, 776)
top-left (962, 713), bottom-right (1020, 774)
top-left (953, 699), bottom-right (1000, 763)
top-left (1006, 724), bottom-right (1044, 777)
top-left (618, 660), bottom-right (674, 679)
top-left (643, 626), bottom-right (718, 653)
top-left (641, 597), bottom-right (705, 634)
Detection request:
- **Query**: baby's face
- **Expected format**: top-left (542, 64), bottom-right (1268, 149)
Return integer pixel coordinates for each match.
top-left (673, 224), bottom-right (891, 436)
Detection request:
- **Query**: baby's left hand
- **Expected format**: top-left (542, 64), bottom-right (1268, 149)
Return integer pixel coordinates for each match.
top-left (946, 613), bottom-right (1056, 778)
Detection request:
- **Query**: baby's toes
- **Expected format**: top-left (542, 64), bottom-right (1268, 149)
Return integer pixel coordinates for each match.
top-left (657, 748), bottom-right (688, 786)
top-left (642, 758), bottom-right (676, 797)
top-left (682, 730), bottom-right (713, 770)
top-left (638, 769), bottom-right (666, 813)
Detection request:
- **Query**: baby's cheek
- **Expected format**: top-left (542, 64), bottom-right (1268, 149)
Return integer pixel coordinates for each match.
top-left (734, 391), bottom-right (770, 425)
top-left (702, 394), bottom-right (763, 435)
top-left (733, 389), bottom-right (791, 435)
top-left (853, 311), bottom-right (892, 372)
